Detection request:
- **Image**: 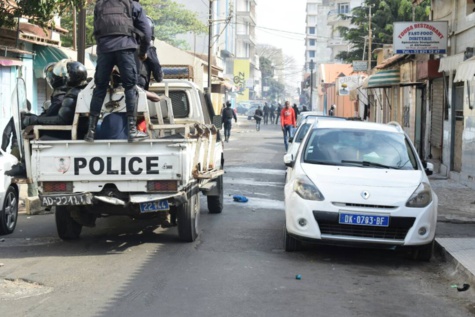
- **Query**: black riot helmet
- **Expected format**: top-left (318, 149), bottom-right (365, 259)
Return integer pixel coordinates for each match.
top-left (52, 59), bottom-right (88, 87)
top-left (146, 16), bottom-right (155, 40)
top-left (44, 62), bottom-right (68, 89)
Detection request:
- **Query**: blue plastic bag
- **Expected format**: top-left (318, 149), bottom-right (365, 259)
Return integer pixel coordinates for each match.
top-left (233, 195), bottom-right (248, 203)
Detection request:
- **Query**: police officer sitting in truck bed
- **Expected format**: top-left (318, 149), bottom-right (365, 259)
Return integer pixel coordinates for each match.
top-left (22, 60), bottom-right (88, 139)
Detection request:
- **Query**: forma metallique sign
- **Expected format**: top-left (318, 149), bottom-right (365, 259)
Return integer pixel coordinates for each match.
top-left (393, 21), bottom-right (448, 54)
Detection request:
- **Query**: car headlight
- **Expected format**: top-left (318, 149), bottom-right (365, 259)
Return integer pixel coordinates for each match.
top-left (406, 182), bottom-right (432, 207)
top-left (293, 176), bottom-right (324, 201)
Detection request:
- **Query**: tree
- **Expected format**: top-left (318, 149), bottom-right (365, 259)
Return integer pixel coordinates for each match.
top-left (336, 0), bottom-right (430, 63)
top-left (0, 0), bottom-right (84, 29)
top-left (60, 0), bottom-right (207, 50)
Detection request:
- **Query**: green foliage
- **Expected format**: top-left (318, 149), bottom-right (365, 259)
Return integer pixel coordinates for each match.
top-left (142, 0), bottom-right (207, 49)
top-left (60, 0), bottom-right (207, 50)
top-left (0, 0), bottom-right (85, 29)
top-left (335, 0), bottom-right (430, 63)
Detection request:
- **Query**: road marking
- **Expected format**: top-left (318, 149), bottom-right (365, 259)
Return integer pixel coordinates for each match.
top-left (224, 177), bottom-right (284, 188)
top-left (226, 196), bottom-right (284, 210)
top-left (225, 167), bottom-right (285, 175)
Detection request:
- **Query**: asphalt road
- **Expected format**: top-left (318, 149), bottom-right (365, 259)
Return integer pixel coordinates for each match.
top-left (1, 116), bottom-right (475, 317)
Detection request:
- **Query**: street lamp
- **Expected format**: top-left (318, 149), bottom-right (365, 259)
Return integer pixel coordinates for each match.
top-left (309, 59), bottom-right (315, 111)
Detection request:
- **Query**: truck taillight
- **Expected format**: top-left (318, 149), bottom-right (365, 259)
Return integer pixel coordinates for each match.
top-left (42, 182), bottom-right (73, 193)
top-left (147, 181), bottom-right (177, 192)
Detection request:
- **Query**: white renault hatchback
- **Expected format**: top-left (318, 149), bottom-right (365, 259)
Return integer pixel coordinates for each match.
top-left (283, 120), bottom-right (437, 260)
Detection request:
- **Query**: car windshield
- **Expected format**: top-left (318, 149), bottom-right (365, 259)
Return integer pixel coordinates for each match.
top-left (302, 128), bottom-right (418, 170)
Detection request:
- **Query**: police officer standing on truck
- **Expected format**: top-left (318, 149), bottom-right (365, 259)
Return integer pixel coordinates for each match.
top-left (84, 0), bottom-right (151, 143)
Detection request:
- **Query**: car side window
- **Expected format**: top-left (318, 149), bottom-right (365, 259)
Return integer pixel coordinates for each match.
top-left (296, 123), bottom-right (310, 142)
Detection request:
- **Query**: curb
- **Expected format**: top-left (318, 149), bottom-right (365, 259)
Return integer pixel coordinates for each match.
top-left (434, 239), bottom-right (475, 287)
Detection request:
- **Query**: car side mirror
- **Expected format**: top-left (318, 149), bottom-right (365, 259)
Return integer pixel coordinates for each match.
top-left (284, 153), bottom-right (294, 167)
top-left (423, 161), bottom-right (434, 176)
top-left (213, 115), bottom-right (223, 129)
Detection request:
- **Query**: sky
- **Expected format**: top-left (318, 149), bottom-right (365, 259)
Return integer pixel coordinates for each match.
top-left (255, 0), bottom-right (307, 79)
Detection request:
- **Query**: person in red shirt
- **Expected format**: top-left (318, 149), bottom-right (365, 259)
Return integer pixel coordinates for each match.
top-left (280, 101), bottom-right (296, 151)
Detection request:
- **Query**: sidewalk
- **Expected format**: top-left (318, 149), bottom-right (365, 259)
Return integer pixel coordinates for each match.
top-left (430, 175), bottom-right (475, 284)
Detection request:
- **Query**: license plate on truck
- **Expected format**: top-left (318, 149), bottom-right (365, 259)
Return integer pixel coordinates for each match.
top-left (40, 193), bottom-right (92, 206)
top-left (339, 213), bottom-right (389, 227)
top-left (140, 200), bottom-right (169, 213)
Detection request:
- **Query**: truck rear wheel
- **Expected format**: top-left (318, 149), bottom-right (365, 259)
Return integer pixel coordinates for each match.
top-left (177, 193), bottom-right (200, 242)
top-left (207, 175), bottom-right (223, 214)
top-left (55, 206), bottom-right (82, 240)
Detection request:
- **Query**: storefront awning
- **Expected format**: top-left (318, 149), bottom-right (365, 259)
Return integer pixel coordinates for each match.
top-left (0, 56), bottom-right (22, 67)
top-left (33, 45), bottom-right (68, 78)
top-left (439, 53), bottom-right (464, 72)
top-left (454, 56), bottom-right (475, 82)
top-left (33, 45), bottom-right (96, 78)
top-left (364, 69), bottom-right (400, 89)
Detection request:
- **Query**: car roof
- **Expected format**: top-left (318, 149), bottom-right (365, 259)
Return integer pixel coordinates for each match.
top-left (313, 119), bottom-right (404, 134)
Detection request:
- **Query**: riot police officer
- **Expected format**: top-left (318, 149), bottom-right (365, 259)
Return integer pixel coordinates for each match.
top-left (84, 0), bottom-right (151, 143)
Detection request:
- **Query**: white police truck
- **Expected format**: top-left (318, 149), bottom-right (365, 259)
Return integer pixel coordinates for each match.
top-left (22, 65), bottom-right (224, 242)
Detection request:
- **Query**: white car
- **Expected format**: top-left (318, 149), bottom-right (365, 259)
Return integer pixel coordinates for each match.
top-left (0, 151), bottom-right (19, 235)
top-left (283, 120), bottom-right (437, 261)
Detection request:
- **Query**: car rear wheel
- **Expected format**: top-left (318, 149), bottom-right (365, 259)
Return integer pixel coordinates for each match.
top-left (0, 186), bottom-right (18, 235)
top-left (207, 175), bottom-right (223, 214)
top-left (55, 206), bottom-right (82, 240)
top-left (283, 226), bottom-right (301, 252)
top-left (177, 193), bottom-right (200, 242)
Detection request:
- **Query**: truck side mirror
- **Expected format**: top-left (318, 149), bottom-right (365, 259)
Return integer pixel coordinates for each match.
top-left (213, 115), bottom-right (223, 129)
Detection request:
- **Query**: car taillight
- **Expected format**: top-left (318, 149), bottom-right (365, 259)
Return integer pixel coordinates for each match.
top-left (147, 181), bottom-right (178, 192)
top-left (42, 182), bottom-right (73, 193)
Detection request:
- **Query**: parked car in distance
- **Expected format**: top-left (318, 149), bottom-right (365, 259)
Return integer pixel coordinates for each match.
top-left (246, 106), bottom-right (259, 120)
top-left (0, 152), bottom-right (20, 235)
top-left (283, 120), bottom-right (437, 261)
top-left (235, 104), bottom-right (249, 115)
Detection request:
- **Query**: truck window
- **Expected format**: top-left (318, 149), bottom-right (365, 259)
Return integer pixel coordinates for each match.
top-left (168, 91), bottom-right (190, 118)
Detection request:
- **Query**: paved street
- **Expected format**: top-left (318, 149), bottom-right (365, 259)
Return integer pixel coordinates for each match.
top-left (1, 117), bottom-right (475, 317)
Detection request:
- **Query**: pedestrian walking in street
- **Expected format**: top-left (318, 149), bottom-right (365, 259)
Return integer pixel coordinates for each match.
top-left (269, 104), bottom-right (276, 123)
top-left (84, 0), bottom-right (151, 143)
top-left (293, 103), bottom-right (300, 121)
top-left (275, 103), bottom-right (283, 125)
top-left (254, 105), bottom-right (264, 131)
top-left (281, 101), bottom-right (296, 151)
top-left (263, 102), bottom-right (270, 125)
top-left (221, 101), bottom-right (237, 142)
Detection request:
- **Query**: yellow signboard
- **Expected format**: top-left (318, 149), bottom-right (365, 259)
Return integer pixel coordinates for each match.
top-left (233, 60), bottom-right (250, 101)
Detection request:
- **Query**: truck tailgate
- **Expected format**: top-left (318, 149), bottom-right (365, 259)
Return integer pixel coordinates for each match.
top-left (31, 140), bottom-right (188, 187)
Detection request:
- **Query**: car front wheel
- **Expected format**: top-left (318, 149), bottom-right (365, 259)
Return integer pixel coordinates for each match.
top-left (0, 186), bottom-right (18, 235)
top-left (283, 226), bottom-right (301, 252)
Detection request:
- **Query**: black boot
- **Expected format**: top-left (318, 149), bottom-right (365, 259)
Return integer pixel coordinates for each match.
top-left (127, 116), bottom-right (147, 142)
top-left (84, 115), bottom-right (99, 142)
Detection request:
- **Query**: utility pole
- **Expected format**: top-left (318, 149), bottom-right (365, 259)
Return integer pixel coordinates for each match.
top-left (367, 5), bottom-right (372, 73)
top-left (207, 0), bottom-right (214, 94)
top-left (77, 5), bottom-right (86, 65)
top-left (309, 59), bottom-right (315, 111)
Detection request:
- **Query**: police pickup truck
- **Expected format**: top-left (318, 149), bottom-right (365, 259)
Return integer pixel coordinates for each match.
top-left (22, 66), bottom-right (224, 242)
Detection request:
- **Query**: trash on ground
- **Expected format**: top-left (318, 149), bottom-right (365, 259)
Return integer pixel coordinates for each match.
top-left (457, 284), bottom-right (470, 292)
top-left (295, 274), bottom-right (302, 280)
top-left (233, 195), bottom-right (248, 203)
